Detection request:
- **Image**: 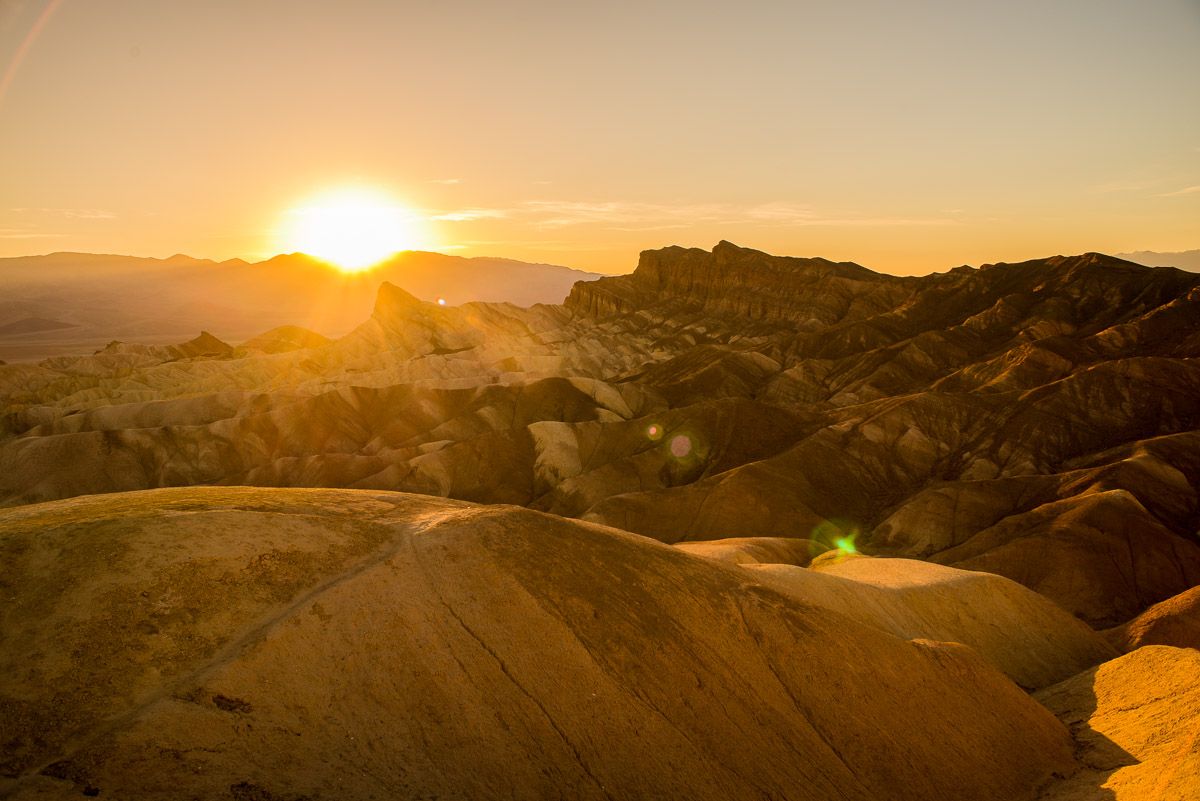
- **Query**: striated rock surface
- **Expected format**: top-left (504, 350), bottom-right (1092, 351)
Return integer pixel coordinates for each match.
top-left (1, 487), bottom-right (1077, 801)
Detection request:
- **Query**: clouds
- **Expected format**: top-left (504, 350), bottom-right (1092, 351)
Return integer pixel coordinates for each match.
top-left (1093, 177), bottom-right (1200, 199)
top-left (6, 207), bottom-right (115, 219)
top-left (429, 208), bottom-right (507, 222)
top-left (0, 207), bottom-right (114, 240)
top-left (1157, 185), bottom-right (1200, 198)
top-left (0, 228), bottom-right (63, 239)
top-left (426, 199), bottom-right (956, 231)
top-left (523, 201), bottom-right (724, 229)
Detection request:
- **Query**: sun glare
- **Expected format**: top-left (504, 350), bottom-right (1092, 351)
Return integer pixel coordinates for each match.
top-left (278, 187), bottom-right (425, 272)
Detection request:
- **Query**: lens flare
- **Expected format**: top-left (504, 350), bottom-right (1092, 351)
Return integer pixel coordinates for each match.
top-left (646, 423), bottom-right (663, 441)
top-left (811, 519), bottom-right (862, 558)
top-left (669, 434), bottom-right (693, 458)
top-left (0, 0), bottom-right (65, 109)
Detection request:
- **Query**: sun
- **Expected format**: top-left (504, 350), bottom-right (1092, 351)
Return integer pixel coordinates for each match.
top-left (277, 187), bottom-right (426, 272)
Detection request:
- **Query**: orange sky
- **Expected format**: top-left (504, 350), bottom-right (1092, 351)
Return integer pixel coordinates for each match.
top-left (1, 0), bottom-right (1197, 276)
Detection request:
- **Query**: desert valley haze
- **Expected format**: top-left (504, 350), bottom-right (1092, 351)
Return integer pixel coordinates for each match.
top-left (2, 2), bottom-right (1200, 801)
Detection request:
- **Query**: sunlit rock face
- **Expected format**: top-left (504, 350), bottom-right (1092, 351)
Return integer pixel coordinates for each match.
top-left (2, 241), bottom-right (1199, 627)
top-left (1036, 645), bottom-right (1200, 800)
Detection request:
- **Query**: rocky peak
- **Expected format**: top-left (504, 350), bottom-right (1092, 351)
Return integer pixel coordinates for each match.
top-left (566, 241), bottom-right (910, 327)
top-left (372, 281), bottom-right (426, 322)
top-left (176, 331), bottom-right (233, 358)
top-left (364, 280), bottom-right (487, 354)
top-left (634, 241), bottom-right (879, 288)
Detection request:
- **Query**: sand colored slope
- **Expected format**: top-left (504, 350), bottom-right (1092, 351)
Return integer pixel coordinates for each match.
top-left (733, 555), bottom-right (1116, 689)
top-left (2, 487), bottom-right (1074, 801)
top-left (1037, 645), bottom-right (1200, 800)
top-left (673, 536), bottom-right (828, 565)
top-left (1105, 585), bottom-right (1200, 652)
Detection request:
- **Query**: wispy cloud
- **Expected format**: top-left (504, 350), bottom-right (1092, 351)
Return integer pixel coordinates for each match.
top-left (608, 223), bottom-right (693, 233)
top-left (452, 238), bottom-right (604, 253)
top-left (7, 207), bottom-right (116, 219)
top-left (64, 209), bottom-right (116, 219)
top-left (514, 200), bottom-right (955, 230)
top-left (1092, 178), bottom-right (1157, 195)
top-left (430, 208), bottom-right (507, 222)
top-left (522, 200), bottom-right (723, 228)
top-left (742, 202), bottom-right (818, 223)
top-left (0, 229), bottom-right (64, 239)
top-left (0, 207), bottom-right (114, 242)
top-left (1157, 185), bottom-right (1200, 198)
top-left (427, 178), bottom-right (461, 185)
top-left (794, 216), bottom-right (957, 227)
top-left (419, 199), bottom-right (956, 232)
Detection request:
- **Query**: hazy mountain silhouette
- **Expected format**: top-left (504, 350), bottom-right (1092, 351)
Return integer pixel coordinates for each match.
top-left (1117, 248), bottom-right (1200, 272)
top-left (0, 316), bottom-right (77, 335)
top-left (0, 250), bottom-right (600, 361)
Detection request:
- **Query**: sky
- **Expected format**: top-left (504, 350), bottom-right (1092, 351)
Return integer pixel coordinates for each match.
top-left (0, 0), bottom-right (1197, 275)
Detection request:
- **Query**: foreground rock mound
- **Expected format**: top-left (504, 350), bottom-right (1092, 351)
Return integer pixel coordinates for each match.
top-left (1, 487), bottom-right (1075, 801)
top-left (733, 554), bottom-right (1115, 689)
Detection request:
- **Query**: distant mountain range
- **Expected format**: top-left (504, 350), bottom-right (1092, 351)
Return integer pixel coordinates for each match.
top-left (1117, 249), bottom-right (1200, 272)
top-left (0, 251), bottom-right (600, 361)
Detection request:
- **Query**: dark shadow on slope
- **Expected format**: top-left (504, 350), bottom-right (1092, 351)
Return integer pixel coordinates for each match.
top-left (1035, 671), bottom-right (1132, 800)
